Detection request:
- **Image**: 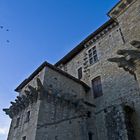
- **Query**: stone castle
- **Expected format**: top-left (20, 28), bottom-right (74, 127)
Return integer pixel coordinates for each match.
top-left (3, 0), bottom-right (140, 139)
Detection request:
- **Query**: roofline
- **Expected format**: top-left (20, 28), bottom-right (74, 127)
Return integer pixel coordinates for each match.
top-left (107, 0), bottom-right (121, 17)
top-left (108, 0), bottom-right (137, 19)
top-left (55, 19), bottom-right (116, 67)
top-left (15, 61), bottom-right (90, 92)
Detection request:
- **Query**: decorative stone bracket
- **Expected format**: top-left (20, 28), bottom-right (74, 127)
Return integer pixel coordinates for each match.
top-left (3, 78), bottom-right (42, 118)
top-left (3, 78), bottom-right (95, 119)
top-left (108, 40), bottom-right (140, 77)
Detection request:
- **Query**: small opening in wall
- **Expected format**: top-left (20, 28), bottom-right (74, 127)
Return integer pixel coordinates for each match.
top-left (69, 120), bottom-right (72, 124)
top-left (78, 67), bottom-right (83, 80)
top-left (25, 111), bottom-right (30, 123)
top-left (55, 136), bottom-right (58, 140)
top-left (15, 117), bottom-right (20, 128)
top-left (87, 111), bottom-right (92, 118)
top-left (88, 132), bottom-right (93, 140)
top-left (119, 28), bottom-right (125, 44)
top-left (49, 84), bottom-right (53, 88)
top-left (22, 136), bottom-right (26, 140)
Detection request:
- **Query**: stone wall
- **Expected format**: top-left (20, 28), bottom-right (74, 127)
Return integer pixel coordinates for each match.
top-left (5, 0), bottom-right (140, 140)
top-left (57, 0), bottom-right (140, 139)
top-left (34, 66), bottom-right (97, 140)
top-left (7, 100), bottom-right (41, 140)
top-left (6, 67), bottom-right (46, 140)
top-left (6, 65), bottom-right (97, 140)
top-left (105, 105), bottom-right (136, 140)
top-left (43, 66), bottom-right (88, 99)
top-left (35, 95), bottom-right (89, 140)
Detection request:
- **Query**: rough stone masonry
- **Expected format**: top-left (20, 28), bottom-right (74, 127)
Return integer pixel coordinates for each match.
top-left (3, 0), bottom-right (140, 140)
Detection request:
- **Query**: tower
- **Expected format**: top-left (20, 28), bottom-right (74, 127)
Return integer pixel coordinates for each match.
top-left (4, 62), bottom-right (96, 140)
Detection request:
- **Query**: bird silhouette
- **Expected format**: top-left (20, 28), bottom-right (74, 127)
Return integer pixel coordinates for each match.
top-left (0, 25), bottom-right (11, 44)
top-left (6, 40), bottom-right (10, 43)
top-left (0, 26), bottom-right (3, 29)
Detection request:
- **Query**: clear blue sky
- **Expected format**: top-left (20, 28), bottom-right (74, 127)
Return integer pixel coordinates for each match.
top-left (0, 0), bottom-right (118, 139)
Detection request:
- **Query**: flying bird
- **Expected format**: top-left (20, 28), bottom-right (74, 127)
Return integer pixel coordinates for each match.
top-left (6, 40), bottom-right (10, 43)
top-left (0, 26), bottom-right (3, 29)
top-left (0, 25), bottom-right (11, 44)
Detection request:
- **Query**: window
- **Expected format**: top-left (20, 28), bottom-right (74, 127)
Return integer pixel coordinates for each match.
top-left (87, 111), bottom-right (91, 118)
top-left (25, 111), bottom-right (30, 123)
top-left (15, 117), bottom-right (20, 128)
top-left (92, 76), bottom-right (103, 98)
top-left (22, 136), bottom-right (26, 140)
top-left (88, 132), bottom-right (93, 140)
top-left (78, 67), bottom-right (82, 79)
top-left (88, 47), bottom-right (98, 65)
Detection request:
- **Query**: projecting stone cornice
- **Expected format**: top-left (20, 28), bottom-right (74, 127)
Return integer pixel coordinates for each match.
top-left (84, 21), bottom-right (118, 48)
top-left (108, 0), bottom-right (137, 19)
top-left (108, 40), bottom-right (140, 75)
top-left (3, 78), bottom-right (95, 119)
top-left (3, 78), bottom-right (42, 118)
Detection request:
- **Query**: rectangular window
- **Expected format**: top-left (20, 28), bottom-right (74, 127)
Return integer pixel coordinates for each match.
top-left (88, 46), bottom-right (98, 65)
top-left (88, 132), bottom-right (93, 140)
top-left (22, 136), bottom-right (26, 140)
top-left (25, 111), bottom-right (30, 122)
top-left (15, 117), bottom-right (20, 128)
top-left (78, 67), bottom-right (82, 79)
top-left (92, 76), bottom-right (103, 98)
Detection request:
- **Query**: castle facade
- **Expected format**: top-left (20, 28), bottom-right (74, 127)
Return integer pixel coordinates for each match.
top-left (3, 0), bottom-right (140, 140)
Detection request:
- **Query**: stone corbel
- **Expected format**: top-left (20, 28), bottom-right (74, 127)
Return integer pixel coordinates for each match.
top-left (28, 85), bottom-right (39, 102)
top-left (130, 40), bottom-right (140, 49)
top-left (16, 96), bottom-right (26, 109)
top-left (117, 50), bottom-right (140, 61)
top-left (108, 57), bottom-right (136, 73)
top-left (3, 108), bottom-right (13, 118)
top-left (36, 78), bottom-right (45, 100)
top-left (24, 90), bottom-right (34, 103)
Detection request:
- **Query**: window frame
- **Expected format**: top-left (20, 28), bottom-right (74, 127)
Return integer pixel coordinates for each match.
top-left (77, 67), bottom-right (83, 80)
top-left (14, 117), bottom-right (20, 128)
top-left (88, 46), bottom-right (98, 65)
top-left (91, 76), bottom-right (103, 99)
top-left (25, 111), bottom-right (30, 123)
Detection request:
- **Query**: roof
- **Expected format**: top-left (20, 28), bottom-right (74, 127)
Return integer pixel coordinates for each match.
top-left (55, 19), bottom-right (115, 67)
top-left (15, 61), bottom-right (90, 92)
